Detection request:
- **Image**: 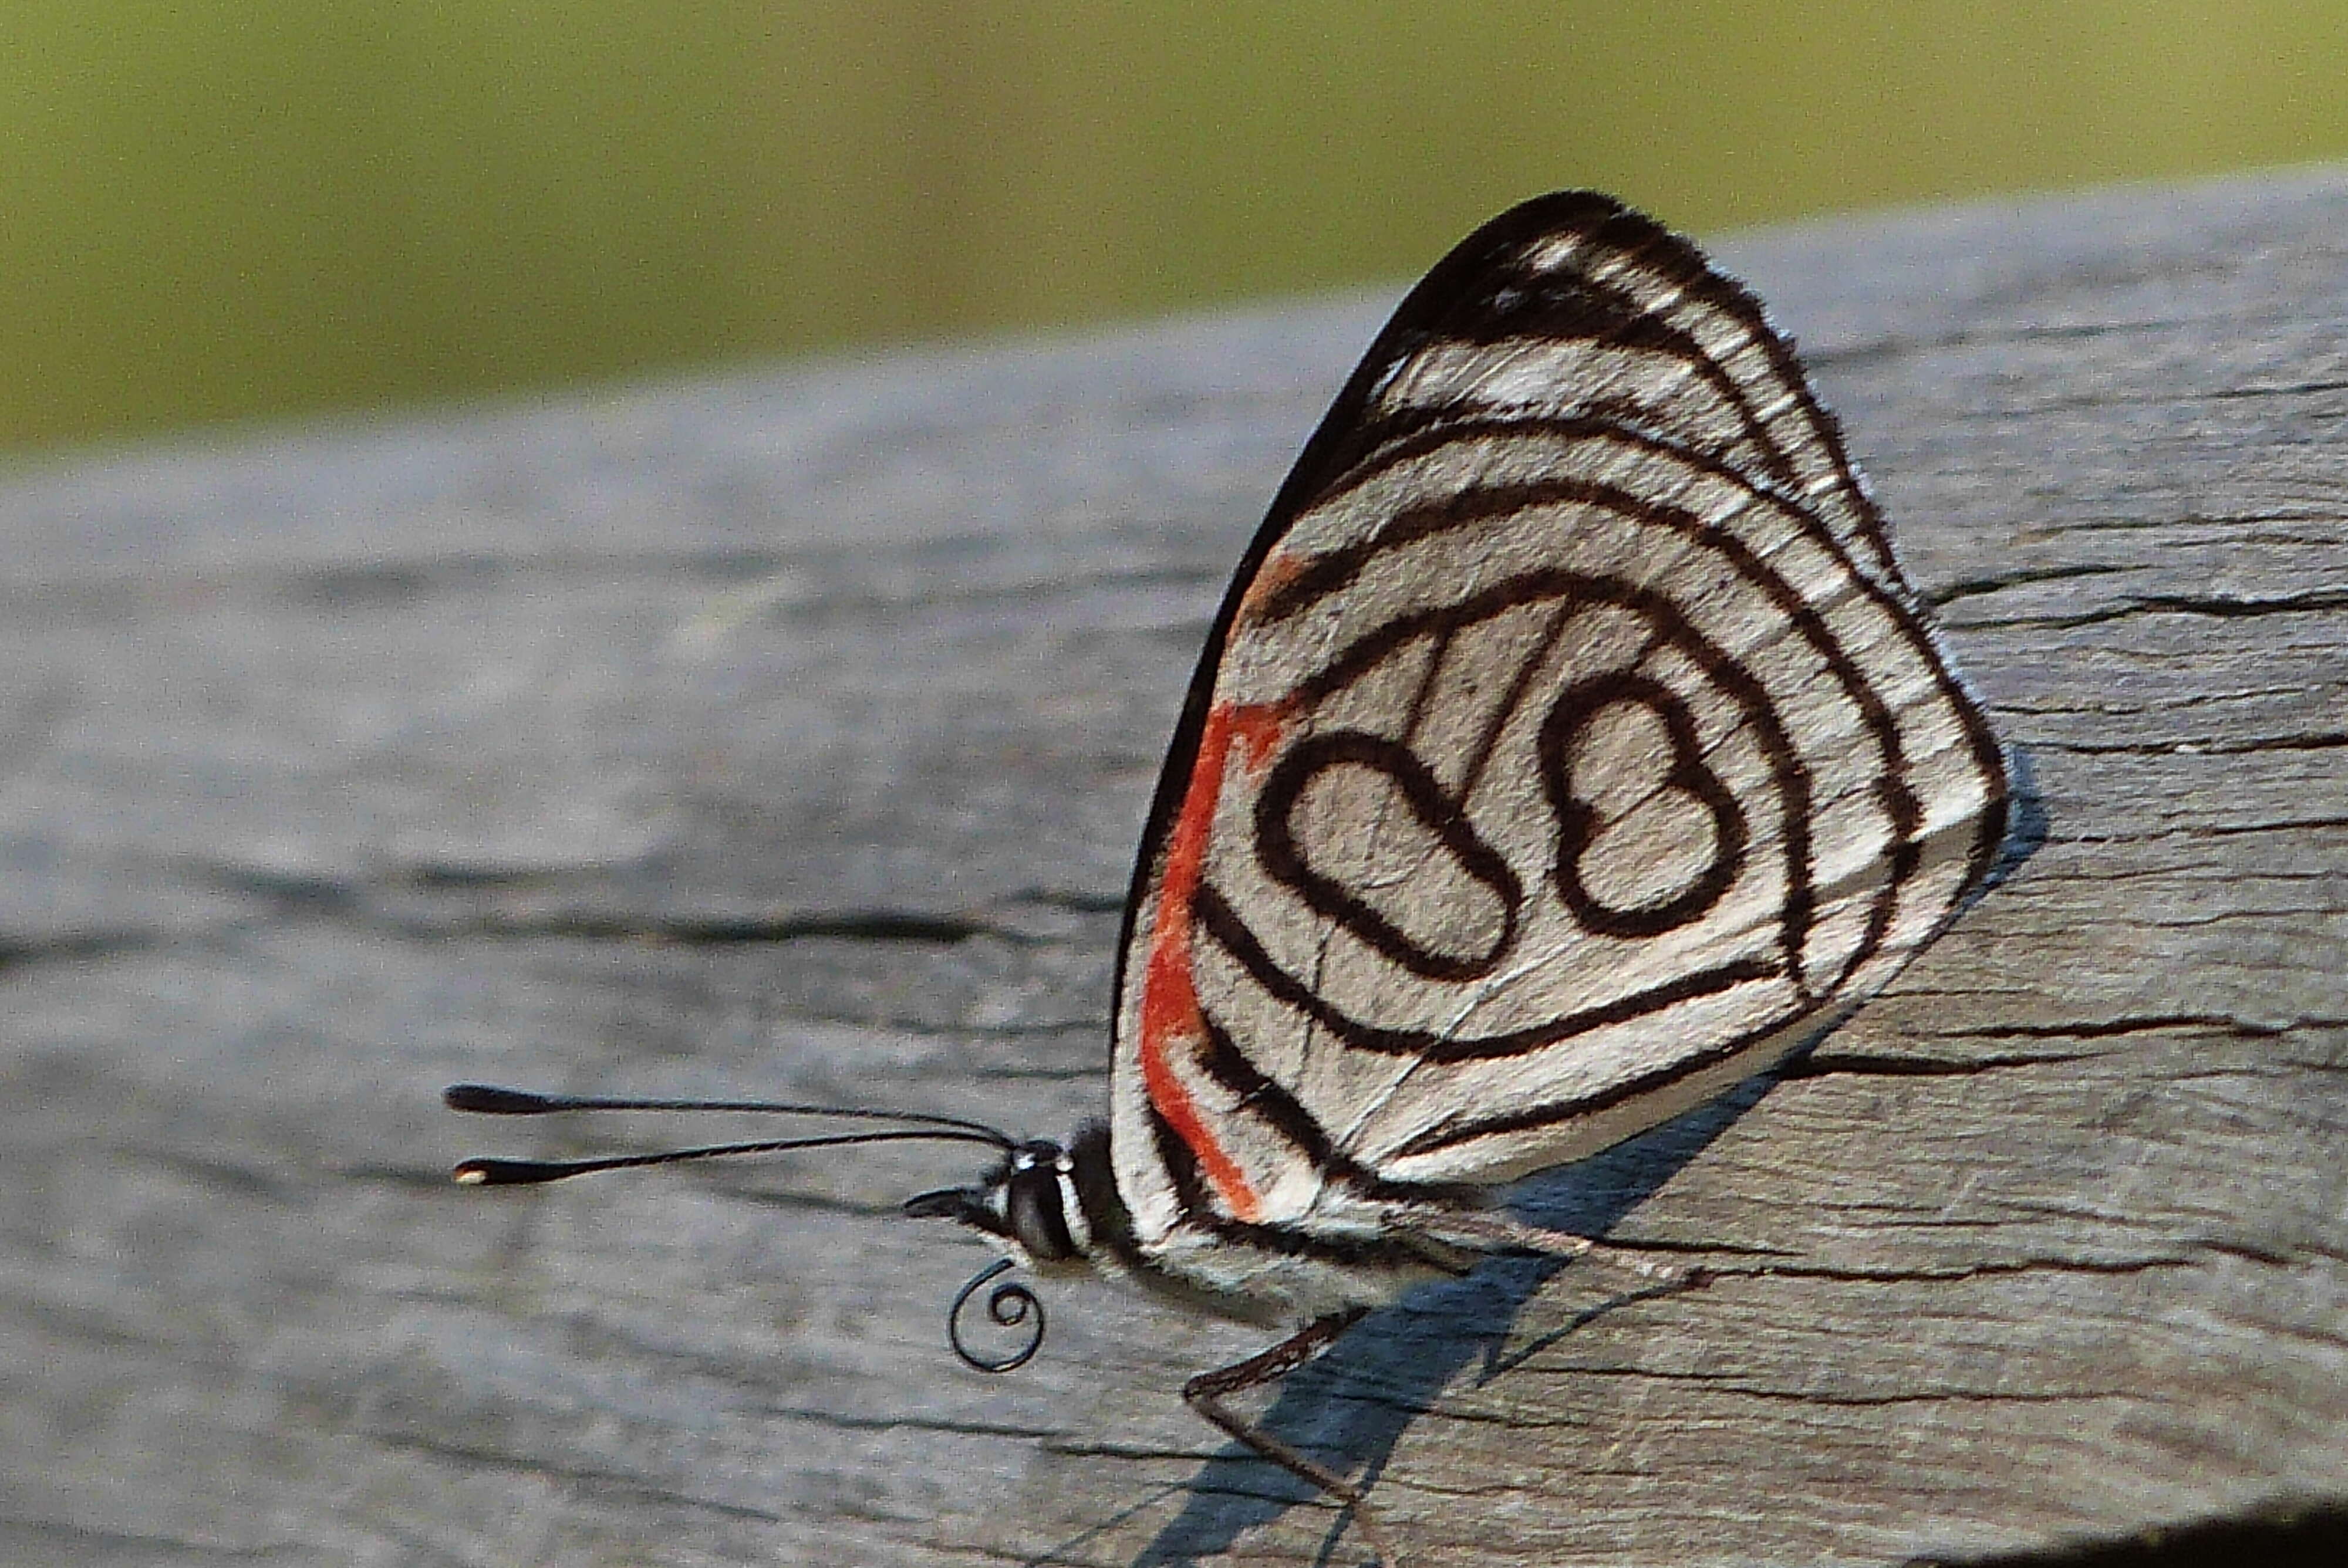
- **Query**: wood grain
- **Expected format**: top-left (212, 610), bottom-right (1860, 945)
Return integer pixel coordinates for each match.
top-left (1, 168), bottom-right (2342, 1567)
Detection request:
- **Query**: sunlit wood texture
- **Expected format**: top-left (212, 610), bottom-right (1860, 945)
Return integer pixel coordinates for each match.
top-left (2, 168), bottom-right (2343, 1567)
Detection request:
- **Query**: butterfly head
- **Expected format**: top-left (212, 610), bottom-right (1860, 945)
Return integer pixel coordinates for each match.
top-left (903, 1135), bottom-right (1096, 1272)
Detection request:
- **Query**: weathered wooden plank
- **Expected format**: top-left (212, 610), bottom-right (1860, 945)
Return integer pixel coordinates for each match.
top-left (0, 168), bottom-right (2342, 1567)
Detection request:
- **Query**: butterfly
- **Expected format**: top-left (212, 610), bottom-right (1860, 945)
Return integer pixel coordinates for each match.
top-left (448, 190), bottom-right (2010, 1564)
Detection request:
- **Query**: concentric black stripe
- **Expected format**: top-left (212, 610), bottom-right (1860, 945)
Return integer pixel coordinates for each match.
top-left (1253, 728), bottom-right (1524, 982)
top-left (1509, 197), bottom-right (1894, 577)
top-left (1142, 1100), bottom-right (1469, 1267)
top-left (1254, 409), bottom-right (2005, 916)
top-left (1412, 272), bottom-right (1807, 499)
top-left (1261, 562), bottom-right (1820, 994)
top-left (1249, 413), bottom-right (1840, 626)
top-left (1541, 669), bottom-right (1749, 937)
top-left (1258, 468), bottom-right (1949, 993)
top-left (1458, 595), bottom-right (1578, 802)
top-left (1389, 1006), bottom-right (1803, 1160)
top-left (1195, 881), bottom-right (1783, 1062)
top-left (1300, 203), bottom-right (1890, 578)
top-left (1193, 1013), bottom-right (1480, 1206)
top-left (1148, 1097), bottom-right (1217, 1222)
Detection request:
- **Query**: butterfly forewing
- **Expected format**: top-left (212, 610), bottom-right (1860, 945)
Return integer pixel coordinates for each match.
top-left (1302, 193), bottom-right (1900, 593)
top-left (1109, 192), bottom-right (2007, 1256)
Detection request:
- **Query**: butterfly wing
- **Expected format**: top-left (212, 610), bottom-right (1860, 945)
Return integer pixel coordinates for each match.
top-left (1107, 192), bottom-right (2008, 1258)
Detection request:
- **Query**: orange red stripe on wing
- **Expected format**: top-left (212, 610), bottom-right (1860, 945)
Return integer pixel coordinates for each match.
top-left (1136, 698), bottom-right (1289, 1224)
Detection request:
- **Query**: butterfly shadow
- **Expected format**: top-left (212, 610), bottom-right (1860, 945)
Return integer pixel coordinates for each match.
top-left (1123, 1071), bottom-right (1776, 1568)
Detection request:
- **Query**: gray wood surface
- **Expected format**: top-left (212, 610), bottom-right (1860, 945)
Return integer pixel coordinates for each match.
top-left (2, 168), bottom-right (2343, 1568)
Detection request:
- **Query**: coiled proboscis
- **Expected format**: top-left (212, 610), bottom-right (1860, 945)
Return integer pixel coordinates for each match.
top-left (946, 1257), bottom-right (1044, 1373)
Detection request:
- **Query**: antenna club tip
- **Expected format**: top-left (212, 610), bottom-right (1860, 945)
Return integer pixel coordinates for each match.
top-left (451, 1162), bottom-right (492, 1185)
top-left (444, 1083), bottom-right (549, 1114)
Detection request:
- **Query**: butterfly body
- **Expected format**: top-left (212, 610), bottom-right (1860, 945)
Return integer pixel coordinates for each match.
top-left (908, 1120), bottom-right (1488, 1327)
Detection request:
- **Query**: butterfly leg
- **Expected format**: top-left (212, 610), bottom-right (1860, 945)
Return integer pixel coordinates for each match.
top-left (1182, 1306), bottom-right (1397, 1565)
top-left (1382, 1208), bottom-right (1706, 1289)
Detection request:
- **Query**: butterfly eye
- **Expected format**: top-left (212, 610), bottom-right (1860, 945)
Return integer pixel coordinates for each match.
top-left (1004, 1164), bottom-right (1079, 1263)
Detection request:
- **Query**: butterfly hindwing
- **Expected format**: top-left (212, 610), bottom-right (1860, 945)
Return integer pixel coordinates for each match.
top-left (1108, 192), bottom-right (2008, 1269)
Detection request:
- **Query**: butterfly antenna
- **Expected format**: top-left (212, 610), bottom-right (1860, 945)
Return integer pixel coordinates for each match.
top-left (443, 1082), bottom-right (1016, 1186)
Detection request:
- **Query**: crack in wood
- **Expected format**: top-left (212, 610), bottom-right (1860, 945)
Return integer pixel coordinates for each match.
top-left (1962, 588), bottom-right (2348, 631)
top-left (745, 1404), bottom-right (1071, 1442)
top-left (2030, 733), bottom-right (2348, 757)
top-left (1732, 1253), bottom-right (2206, 1285)
top-left (1942, 1013), bottom-right (2316, 1040)
top-left (192, 863), bottom-right (1036, 946)
top-left (359, 1430), bottom-right (792, 1525)
top-left (1929, 563), bottom-right (2134, 606)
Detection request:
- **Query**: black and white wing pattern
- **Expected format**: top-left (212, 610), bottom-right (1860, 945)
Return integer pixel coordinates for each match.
top-left (1108, 191), bottom-right (2009, 1269)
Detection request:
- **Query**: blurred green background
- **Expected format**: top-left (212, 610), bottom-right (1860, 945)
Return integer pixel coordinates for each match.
top-left (8, 1), bottom-right (2347, 453)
